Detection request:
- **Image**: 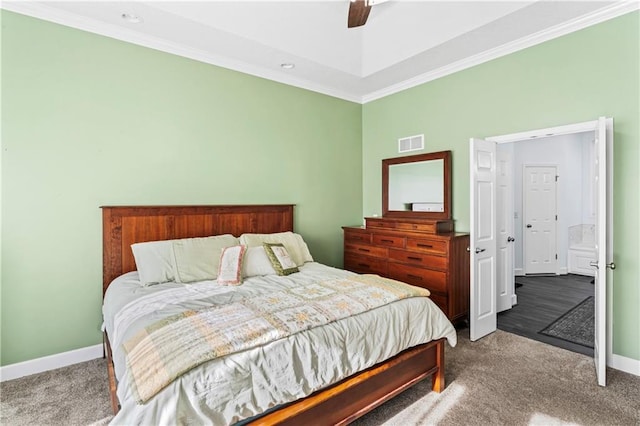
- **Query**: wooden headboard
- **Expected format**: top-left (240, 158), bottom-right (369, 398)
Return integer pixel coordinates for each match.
top-left (101, 205), bottom-right (294, 295)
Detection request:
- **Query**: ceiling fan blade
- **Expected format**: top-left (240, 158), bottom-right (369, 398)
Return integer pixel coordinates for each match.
top-left (348, 0), bottom-right (372, 28)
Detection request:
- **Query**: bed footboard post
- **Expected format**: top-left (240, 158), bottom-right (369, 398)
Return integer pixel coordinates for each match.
top-left (104, 332), bottom-right (120, 415)
top-left (431, 339), bottom-right (445, 393)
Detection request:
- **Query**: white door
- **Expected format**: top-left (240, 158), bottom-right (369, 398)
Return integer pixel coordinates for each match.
top-left (496, 150), bottom-right (514, 312)
top-left (470, 138), bottom-right (497, 341)
top-left (593, 117), bottom-right (609, 386)
top-left (523, 166), bottom-right (557, 274)
top-left (473, 118), bottom-right (613, 384)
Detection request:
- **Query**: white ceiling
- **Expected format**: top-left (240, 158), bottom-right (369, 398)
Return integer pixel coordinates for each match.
top-left (3, 1), bottom-right (636, 103)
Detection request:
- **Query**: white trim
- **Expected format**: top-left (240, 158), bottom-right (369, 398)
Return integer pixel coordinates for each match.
top-left (605, 118), bottom-right (615, 371)
top-left (487, 120), bottom-right (599, 144)
top-left (558, 267), bottom-right (568, 275)
top-left (609, 354), bottom-right (640, 377)
top-left (511, 294), bottom-right (518, 306)
top-left (0, 2), bottom-right (362, 103)
top-left (2, 2), bottom-right (637, 104)
top-left (514, 268), bottom-right (524, 276)
top-left (361, 2), bottom-right (639, 103)
top-left (0, 344), bottom-right (103, 382)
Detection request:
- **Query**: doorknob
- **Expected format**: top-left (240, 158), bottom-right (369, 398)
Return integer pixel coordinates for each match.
top-left (526, 224), bottom-right (532, 228)
top-left (590, 261), bottom-right (616, 270)
top-left (475, 248), bottom-right (486, 254)
top-left (507, 236), bottom-right (515, 242)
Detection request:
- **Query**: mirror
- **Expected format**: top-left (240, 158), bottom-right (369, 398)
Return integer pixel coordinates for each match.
top-left (382, 150), bottom-right (451, 220)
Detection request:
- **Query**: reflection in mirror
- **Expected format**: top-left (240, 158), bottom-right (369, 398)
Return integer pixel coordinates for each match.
top-left (382, 150), bottom-right (451, 220)
top-left (388, 160), bottom-right (444, 212)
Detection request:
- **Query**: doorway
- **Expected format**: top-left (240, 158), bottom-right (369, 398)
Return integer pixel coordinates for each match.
top-left (469, 117), bottom-right (614, 386)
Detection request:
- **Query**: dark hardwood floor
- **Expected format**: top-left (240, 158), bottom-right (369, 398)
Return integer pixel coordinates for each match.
top-left (497, 274), bottom-right (594, 356)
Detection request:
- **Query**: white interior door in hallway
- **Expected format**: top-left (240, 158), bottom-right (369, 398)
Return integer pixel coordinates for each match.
top-left (523, 165), bottom-right (558, 274)
top-left (497, 150), bottom-right (515, 312)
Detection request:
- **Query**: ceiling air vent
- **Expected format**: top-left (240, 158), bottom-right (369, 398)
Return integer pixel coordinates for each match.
top-left (398, 134), bottom-right (424, 153)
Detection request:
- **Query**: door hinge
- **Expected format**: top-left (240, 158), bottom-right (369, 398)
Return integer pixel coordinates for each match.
top-left (555, 175), bottom-right (559, 182)
top-left (555, 215), bottom-right (558, 221)
top-left (555, 254), bottom-right (558, 260)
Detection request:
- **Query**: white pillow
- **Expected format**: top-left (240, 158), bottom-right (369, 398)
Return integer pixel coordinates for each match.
top-left (242, 246), bottom-right (277, 278)
top-left (131, 240), bottom-right (176, 286)
top-left (173, 234), bottom-right (240, 283)
top-left (238, 232), bottom-right (313, 267)
top-left (217, 245), bottom-right (247, 286)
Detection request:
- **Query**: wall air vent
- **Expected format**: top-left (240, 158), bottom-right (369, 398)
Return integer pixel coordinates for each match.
top-left (398, 134), bottom-right (424, 153)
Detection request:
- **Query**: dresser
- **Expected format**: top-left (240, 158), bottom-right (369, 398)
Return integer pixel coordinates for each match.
top-left (343, 217), bottom-right (470, 323)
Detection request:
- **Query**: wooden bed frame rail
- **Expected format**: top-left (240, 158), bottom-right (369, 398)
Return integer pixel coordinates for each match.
top-left (101, 204), bottom-right (446, 424)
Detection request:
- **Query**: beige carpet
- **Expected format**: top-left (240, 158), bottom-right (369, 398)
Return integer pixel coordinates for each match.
top-left (1, 330), bottom-right (638, 425)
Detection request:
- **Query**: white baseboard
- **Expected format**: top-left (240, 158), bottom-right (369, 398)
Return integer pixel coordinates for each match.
top-left (514, 268), bottom-right (524, 276)
top-left (0, 344), bottom-right (103, 382)
top-left (609, 353), bottom-right (640, 377)
top-left (1, 342), bottom-right (637, 384)
top-left (511, 294), bottom-right (518, 306)
top-left (558, 267), bottom-right (568, 275)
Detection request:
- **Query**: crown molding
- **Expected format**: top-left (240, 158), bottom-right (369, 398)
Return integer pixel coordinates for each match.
top-left (0, 2), bottom-right (362, 103)
top-left (2, 1), bottom-right (638, 105)
top-left (361, 1), bottom-right (640, 104)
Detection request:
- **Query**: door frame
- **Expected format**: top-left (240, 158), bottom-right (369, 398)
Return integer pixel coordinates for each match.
top-left (522, 164), bottom-right (559, 276)
top-left (474, 118), bottom-right (614, 367)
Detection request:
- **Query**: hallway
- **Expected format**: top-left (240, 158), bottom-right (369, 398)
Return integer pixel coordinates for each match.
top-left (497, 274), bottom-right (594, 356)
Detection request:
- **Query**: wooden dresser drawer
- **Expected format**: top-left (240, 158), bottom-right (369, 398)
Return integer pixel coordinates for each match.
top-left (366, 220), bottom-right (393, 230)
top-left (345, 243), bottom-right (388, 259)
top-left (387, 262), bottom-right (447, 293)
top-left (372, 234), bottom-right (405, 248)
top-left (394, 222), bottom-right (438, 233)
top-left (344, 254), bottom-right (387, 275)
top-left (388, 249), bottom-right (448, 271)
top-left (406, 238), bottom-right (448, 255)
top-left (344, 228), bottom-right (371, 244)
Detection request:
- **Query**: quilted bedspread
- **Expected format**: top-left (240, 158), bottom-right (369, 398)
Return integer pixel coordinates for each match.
top-left (103, 263), bottom-right (456, 425)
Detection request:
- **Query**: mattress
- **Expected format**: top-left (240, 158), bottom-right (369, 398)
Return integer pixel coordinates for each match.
top-left (103, 262), bottom-right (457, 425)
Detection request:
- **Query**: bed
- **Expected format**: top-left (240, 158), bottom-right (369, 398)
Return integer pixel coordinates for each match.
top-left (101, 204), bottom-right (456, 425)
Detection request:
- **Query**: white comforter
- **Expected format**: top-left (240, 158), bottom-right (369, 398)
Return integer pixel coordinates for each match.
top-left (103, 262), bottom-right (456, 425)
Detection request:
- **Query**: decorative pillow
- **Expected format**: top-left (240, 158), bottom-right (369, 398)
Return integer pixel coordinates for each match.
top-left (131, 239), bottom-right (177, 286)
top-left (172, 234), bottom-right (240, 283)
top-left (217, 245), bottom-right (247, 285)
top-left (242, 246), bottom-right (278, 278)
top-left (239, 232), bottom-right (313, 266)
top-left (263, 243), bottom-right (299, 276)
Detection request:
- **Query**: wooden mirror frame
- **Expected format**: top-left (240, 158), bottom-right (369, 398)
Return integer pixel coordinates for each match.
top-left (382, 150), bottom-right (451, 220)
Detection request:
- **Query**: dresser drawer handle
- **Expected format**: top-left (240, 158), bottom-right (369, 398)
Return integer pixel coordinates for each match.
top-left (358, 248), bottom-right (370, 252)
top-left (381, 239), bottom-right (394, 243)
top-left (417, 243), bottom-right (433, 249)
top-left (407, 274), bottom-right (423, 281)
top-left (407, 256), bottom-right (422, 261)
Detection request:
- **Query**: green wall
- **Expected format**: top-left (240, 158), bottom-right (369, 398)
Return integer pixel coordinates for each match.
top-left (363, 12), bottom-right (640, 360)
top-left (0, 11), bottom-right (363, 365)
top-left (2, 9), bottom-right (639, 367)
